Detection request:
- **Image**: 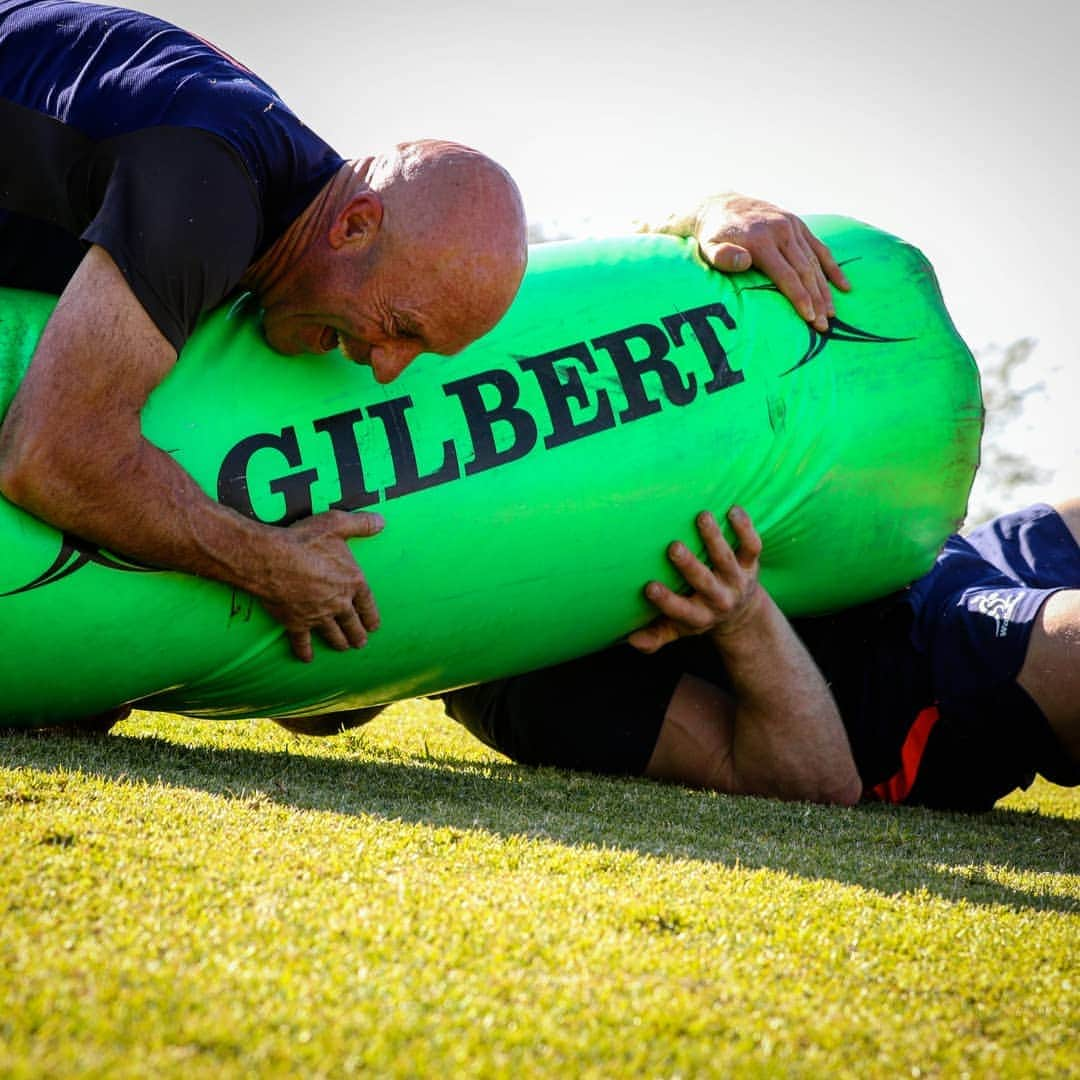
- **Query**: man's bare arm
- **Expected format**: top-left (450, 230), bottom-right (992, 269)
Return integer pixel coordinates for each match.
top-left (0, 245), bottom-right (381, 662)
top-left (630, 509), bottom-right (863, 805)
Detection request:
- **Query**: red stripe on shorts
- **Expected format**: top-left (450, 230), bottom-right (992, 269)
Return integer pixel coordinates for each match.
top-left (866, 704), bottom-right (940, 804)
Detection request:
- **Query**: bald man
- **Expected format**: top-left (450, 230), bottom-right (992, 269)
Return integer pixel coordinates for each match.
top-left (0, 1), bottom-right (846, 668)
top-left (0, 1), bottom-right (528, 664)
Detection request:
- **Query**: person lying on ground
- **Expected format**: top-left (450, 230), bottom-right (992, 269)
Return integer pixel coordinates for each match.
top-left (438, 502), bottom-right (1079, 812)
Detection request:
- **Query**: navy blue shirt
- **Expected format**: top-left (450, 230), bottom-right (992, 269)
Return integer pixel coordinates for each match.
top-left (0, 0), bottom-right (344, 349)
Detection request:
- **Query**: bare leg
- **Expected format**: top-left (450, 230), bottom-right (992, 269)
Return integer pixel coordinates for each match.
top-left (1016, 593), bottom-right (1080, 764)
top-left (645, 674), bottom-right (736, 789)
top-left (1052, 497), bottom-right (1080, 546)
top-left (1015, 498), bottom-right (1080, 764)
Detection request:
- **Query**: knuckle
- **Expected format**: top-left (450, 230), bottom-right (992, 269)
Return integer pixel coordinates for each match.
top-left (740, 219), bottom-right (769, 242)
top-left (773, 216), bottom-right (796, 239)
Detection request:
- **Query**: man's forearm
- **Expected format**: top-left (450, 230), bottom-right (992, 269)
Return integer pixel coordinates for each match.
top-left (712, 592), bottom-right (862, 804)
top-left (1, 406), bottom-right (382, 660)
top-left (0, 243), bottom-right (272, 589)
top-left (1, 422), bottom-right (281, 592)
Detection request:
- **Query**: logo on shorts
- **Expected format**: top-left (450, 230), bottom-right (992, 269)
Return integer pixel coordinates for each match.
top-left (973, 590), bottom-right (1021, 638)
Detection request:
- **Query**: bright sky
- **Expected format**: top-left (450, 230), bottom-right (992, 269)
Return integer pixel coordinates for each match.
top-left (142, 0), bottom-right (1078, 504)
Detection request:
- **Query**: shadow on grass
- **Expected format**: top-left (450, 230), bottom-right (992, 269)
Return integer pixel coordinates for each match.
top-left (3, 729), bottom-right (1078, 914)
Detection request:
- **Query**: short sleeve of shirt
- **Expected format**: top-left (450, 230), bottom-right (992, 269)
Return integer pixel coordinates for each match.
top-left (81, 125), bottom-right (262, 352)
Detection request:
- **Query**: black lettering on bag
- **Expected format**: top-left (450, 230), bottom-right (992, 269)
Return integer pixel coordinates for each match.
top-left (312, 408), bottom-right (380, 510)
top-left (217, 427), bottom-right (319, 524)
top-left (663, 302), bottom-right (743, 393)
top-left (444, 369), bottom-right (538, 476)
top-left (591, 322), bottom-right (696, 423)
top-left (517, 342), bottom-right (616, 449)
top-left (366, 395), bottom-right (459, 500)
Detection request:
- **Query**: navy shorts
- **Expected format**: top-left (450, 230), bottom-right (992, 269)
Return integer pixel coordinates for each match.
top-left (876, 502), bottom-right (1080, 808)
top-left (908, 503), bottom-right (1079, 699)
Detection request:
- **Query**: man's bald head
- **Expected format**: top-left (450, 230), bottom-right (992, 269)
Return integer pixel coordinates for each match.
top-left (367, 139), bottom-right (527, 255)
top-left (364, 139), bottom-right (529, 344)
top-left (253, 139), bottom-right (529, 382)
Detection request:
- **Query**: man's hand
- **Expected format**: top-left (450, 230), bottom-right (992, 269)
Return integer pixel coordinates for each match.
top-left (695, 194), bottom-right (851, 332)
top-left (649, 193), bottom-right (851, 332)
top-left (257, 511), bottom-right (385, 663)
top-left (629, 507), bottom-right (764, 654)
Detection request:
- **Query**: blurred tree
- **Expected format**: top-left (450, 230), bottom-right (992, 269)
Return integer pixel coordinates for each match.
top-left (965, 337), bottom-right (1049, 527)
top-left (527, 220), bottom-right (575, 244)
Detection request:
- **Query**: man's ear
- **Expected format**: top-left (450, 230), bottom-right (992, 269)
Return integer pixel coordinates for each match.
top-left (329, 192), bottom-right (384, 249)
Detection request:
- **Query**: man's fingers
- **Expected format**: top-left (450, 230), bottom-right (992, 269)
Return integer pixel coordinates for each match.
top-left (288, 629), bottom-right (315, 664)
top-left (753, 230), bottom-right (833, 331)
top-left (796, 234), bottom-right (834, 324)
top-left (694, 197), bottom-right (847, 331)
top-left (725, 506), bottom-right (762, 567)
top-left (669, 547), bottom-right (727, 600)
top-left (703, 240), bottom-right (752, 273)
top-left (755, 247), bottom-right (817, 325)
top-left (671, 531), bottom-right (753, 623)
top-left (671, 509), bottom-right (760, 587)
top-left (808, 233), bottom-right (851, 292)
top-left (317, 618), bottom-right (352, 652)
top-left (352, 581), bottom-right (380, 632)
top-left (335, 510), bottom-right (386, 540)
top-left (645, 579), bottom-right (717, 630)
top-left (690, 507), bottom-right (761, 576)
top-left (795, 224), bottom-right (853, 320)
top-left (633, 506), bottom-right (764, 650)
top-left (336, 609), bottom-right (369, 650)
top-left (781, 233), bottom-right (831, 330)
top-left (266, 509), bottom-right (385, 662)
top-left (694, 511), bottom-right (737, 572)
top-left (287, 608), bottom-right (373, 662)
top-left (628, 618), bottom-right (679, 654)
top-left (710, 235), bottom-right (829, 330)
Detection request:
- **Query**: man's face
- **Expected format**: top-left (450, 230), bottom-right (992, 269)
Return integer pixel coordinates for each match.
top-left (261, 241), bottom-right (518, 384)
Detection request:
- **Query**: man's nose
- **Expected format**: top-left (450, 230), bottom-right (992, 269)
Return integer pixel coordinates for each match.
top-left (370, 342), bottom-right (423, 384)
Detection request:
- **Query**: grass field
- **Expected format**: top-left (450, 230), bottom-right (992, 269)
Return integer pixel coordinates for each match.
top-left (2, 700), bottom-right (1077, 1078)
